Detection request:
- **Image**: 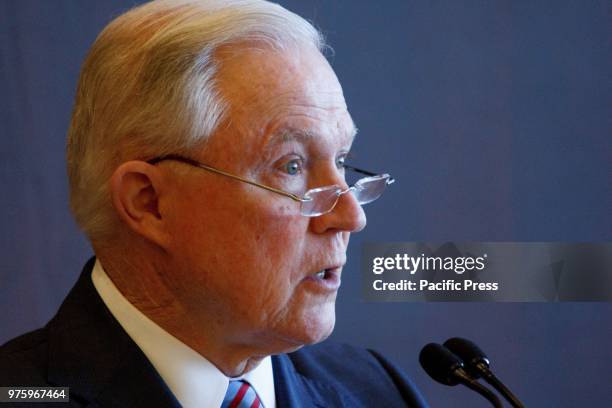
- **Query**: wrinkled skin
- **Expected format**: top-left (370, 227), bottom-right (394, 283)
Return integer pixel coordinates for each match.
top-left (104, 44), bottom-right (366, 376)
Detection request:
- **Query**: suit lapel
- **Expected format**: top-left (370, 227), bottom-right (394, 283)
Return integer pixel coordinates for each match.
top-left (46, 258), bottom-right (180, 407)
top-left (272, 353), bottom-right (348, 408)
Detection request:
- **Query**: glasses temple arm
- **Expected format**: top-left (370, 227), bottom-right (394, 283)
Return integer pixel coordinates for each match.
top-left (148, 155), bottom-right (311, 203)
top-left (344, 164), bottom-right (395, 184)
top-left (343, 164), bottom-right (377, 176)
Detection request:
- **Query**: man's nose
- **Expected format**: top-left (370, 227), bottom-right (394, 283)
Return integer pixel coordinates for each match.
top-left (310, 187), bottom-right (367, 234)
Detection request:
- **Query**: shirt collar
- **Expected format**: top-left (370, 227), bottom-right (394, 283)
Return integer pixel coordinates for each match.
top-left (91, 259), bottom-right (275, 408)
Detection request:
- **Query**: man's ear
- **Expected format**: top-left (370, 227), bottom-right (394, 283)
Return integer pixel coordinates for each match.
top-left (109, 161), bottom-right (171, 249)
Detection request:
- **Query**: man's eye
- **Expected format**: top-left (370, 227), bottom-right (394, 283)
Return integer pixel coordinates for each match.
top-left (336, 155), bottom-right (347, 169)
top-left (283, 159), bottom-right (302, 175)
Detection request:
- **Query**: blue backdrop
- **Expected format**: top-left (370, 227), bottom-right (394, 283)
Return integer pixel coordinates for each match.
top-left (1, 1), bottom-right (610, 406)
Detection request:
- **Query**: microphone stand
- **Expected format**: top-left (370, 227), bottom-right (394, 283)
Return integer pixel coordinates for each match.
top-left (474, 361), bottom-right (524, 408)
top-left (453, 368), bottom-right (503, 408)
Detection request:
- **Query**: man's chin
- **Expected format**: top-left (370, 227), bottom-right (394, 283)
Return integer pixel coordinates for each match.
top-left (292, 310), bottom-right (336, 347)
top-left (267, 310), bottom-right (336, 353)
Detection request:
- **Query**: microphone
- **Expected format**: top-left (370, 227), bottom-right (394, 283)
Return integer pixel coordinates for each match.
top-left (444, 337), bottom-right (525, 408)
top-left (419, 343), bottom-right (502, 407)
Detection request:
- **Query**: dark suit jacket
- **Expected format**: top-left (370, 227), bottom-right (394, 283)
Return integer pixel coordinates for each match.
top-left (1, 258), bottom-right (428, 407)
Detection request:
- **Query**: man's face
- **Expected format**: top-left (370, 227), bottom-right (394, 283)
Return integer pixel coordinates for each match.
top-left (163, 44), bottom-right (366, 353)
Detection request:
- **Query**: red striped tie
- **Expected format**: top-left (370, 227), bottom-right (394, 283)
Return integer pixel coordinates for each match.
top-left (222, 380), bottom-right (263, 408)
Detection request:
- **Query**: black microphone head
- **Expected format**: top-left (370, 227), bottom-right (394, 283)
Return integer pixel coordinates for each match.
top-left (444, 337), bottom-right (490, 378)
top-left (419, 343), bottom-right (465, 386)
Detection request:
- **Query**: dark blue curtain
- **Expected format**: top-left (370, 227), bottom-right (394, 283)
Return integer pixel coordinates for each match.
top-left (1, 1), bottom-right (610, 406)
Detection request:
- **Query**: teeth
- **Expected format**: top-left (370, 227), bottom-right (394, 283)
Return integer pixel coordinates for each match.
top-left (316, 270), bottom-right (326, 279)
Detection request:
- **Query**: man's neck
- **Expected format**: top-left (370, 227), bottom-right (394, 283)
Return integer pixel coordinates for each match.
top-left (94, 250), bottom-right (278, 377)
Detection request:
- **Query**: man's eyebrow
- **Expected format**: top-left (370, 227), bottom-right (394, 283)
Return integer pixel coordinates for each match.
top-left (278, 128), bottom-right (316, 143)
top-left (267, 126), bottom-right (358, 146)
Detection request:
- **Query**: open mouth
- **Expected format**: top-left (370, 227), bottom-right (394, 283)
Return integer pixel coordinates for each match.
top-left (313, 267), bottom-right (341, 282)
top-left (315, 270), bottom-right (331, 280)
top-left (304, 266), bottom-right (342, 291)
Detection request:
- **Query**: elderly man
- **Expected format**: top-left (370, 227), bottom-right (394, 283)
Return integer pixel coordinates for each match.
top-left (1, 1), bottom-right (427, 407)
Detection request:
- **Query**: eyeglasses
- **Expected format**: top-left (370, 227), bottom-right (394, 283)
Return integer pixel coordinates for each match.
top-left (148, 154), bottom-right (395, 217)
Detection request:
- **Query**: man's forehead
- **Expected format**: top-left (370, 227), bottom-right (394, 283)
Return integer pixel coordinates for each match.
top-left (216, 43), bottom-right (343, 107)
top-left (210, 43), bottom-right (355, 157)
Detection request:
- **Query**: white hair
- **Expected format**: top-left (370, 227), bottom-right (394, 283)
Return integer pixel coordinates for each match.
top-left (66, 0), bottom-right (325, 241)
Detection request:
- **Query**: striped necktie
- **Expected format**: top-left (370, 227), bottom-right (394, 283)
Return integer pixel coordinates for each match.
top-left (221, 380), bottom-right (263, 408)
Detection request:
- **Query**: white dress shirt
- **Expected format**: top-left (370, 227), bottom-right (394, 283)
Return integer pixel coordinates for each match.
top-left (91, 259), bottom-right (276, 408)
